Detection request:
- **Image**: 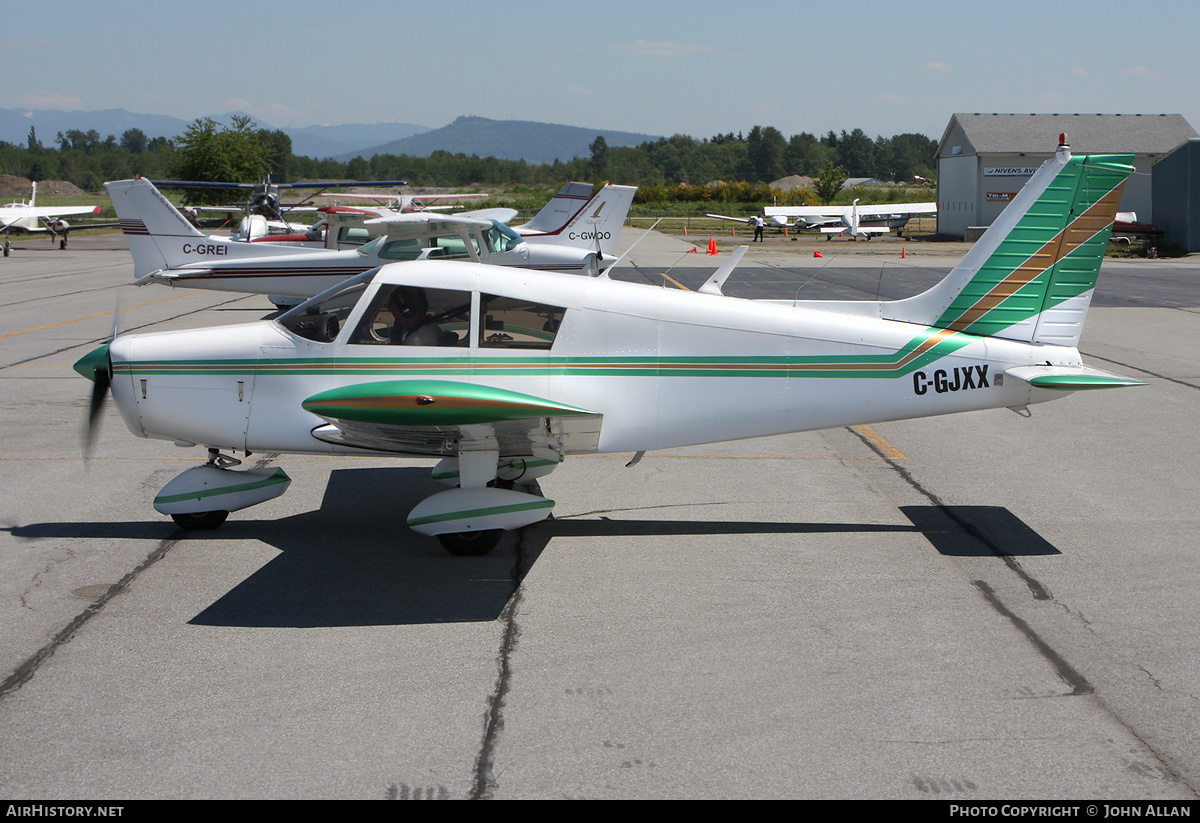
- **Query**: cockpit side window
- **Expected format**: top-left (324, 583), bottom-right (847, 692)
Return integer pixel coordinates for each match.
top-left (377, 238), bottom-right (423, 260)
top-left (350, 285), bottom-right (472, 347)
top-left (429, 233), bottom-right (478, 259)
top-left (479, 294), bottom-right (565, 349)
top-left (335, 226), bottom-right (372, 249)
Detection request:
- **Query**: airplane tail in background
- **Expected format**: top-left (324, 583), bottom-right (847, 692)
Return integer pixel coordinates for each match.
top-left (515, 182), bottom-right (637, 255)
top-left (517, 181), bottom-right (595, 234)
top-left (105, 177), bottom-right (206, 279)
top-left (882, 140), bottom-right (1132, 348)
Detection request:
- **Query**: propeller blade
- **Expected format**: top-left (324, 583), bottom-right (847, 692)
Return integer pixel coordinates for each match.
top-left (74, 343), bottom-right (113, 458)
top-left (84, 368), bottom-right (111, 454)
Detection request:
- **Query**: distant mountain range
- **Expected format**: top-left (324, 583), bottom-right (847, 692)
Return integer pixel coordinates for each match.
top-left (1, 108), bottom-right (661, 164)
top-left (340, 115), bottom-right (660, 164)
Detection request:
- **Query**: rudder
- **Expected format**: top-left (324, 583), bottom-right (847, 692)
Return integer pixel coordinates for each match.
top-left (882, 140), bottom-right (1132, 347)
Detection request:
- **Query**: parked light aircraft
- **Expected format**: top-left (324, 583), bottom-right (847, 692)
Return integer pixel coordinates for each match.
top-left (767, 200), bottom-right (937, 238)
top-left (104, 177), bottom-right (634, 300)
top-left (319, 190), bottom-right (494, 213)
top-left (154, 176), bottom-right (409, 242)
top-left (152, 177), bottom-right (409, 222)
top-left (316, 181), bottom-right (635, 256)
top-left (313, 193), bottom-right (519, 244)
top-left (0, 182), bottom-right (104, 256)
top-left (78, 139), bottom-right (1141, 556)
top-left (709, 200), bottom-right (937, 238)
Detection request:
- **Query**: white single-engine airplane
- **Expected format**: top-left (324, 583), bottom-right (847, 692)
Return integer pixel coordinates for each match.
top-left (710, 199), bottom-right (937, 238)
top-left (105, 178), bottom-right (636, 301)
top-left (78, 138), bottom-right (1142, 556)
top-left (766, 199), bottom-right (937, 238)
top-left (0, 182), bottom-right (104, 256)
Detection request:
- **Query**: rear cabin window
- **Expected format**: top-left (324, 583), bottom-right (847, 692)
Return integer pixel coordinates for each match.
top-left (479, 294), bottom-right (565, 350)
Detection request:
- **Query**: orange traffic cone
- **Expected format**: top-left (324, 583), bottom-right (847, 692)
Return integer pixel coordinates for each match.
top-left (814, 251), bottom-right (823, 258)
top-left (901, 247), bottom-right (906, 258)
top-left (683, 225), bottom-right (688, 235)
top-left (707, 237), bottom-right (718, 255)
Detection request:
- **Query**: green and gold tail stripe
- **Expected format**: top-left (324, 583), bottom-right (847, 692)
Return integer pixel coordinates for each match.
top-left (936, 154), bottom-right (1132, 336)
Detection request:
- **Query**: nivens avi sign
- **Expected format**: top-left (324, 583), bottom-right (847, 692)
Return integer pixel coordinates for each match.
top-left (984, 167), bottom-right (1039, 177)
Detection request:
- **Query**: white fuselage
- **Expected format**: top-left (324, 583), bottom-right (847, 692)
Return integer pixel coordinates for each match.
top-left (108, 261), bottom-right (1074, 457)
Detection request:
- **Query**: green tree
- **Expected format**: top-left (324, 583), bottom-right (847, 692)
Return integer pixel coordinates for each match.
top-left (746, 125), bottom-right (786, 182)
top-left (120, 128), bottom-right (148, 154)
top-left (833, 128), bottom-right (875, 177)
top-left (589, 135), bottom-right (609, 179)
top-left (784, 132), bottom-right (832, 177)
top-left (168, 116), bottom-right (272, 203)
top-left (813, 162), bottom-right (848, 205)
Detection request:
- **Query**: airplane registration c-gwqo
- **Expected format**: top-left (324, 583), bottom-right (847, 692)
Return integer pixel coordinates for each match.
top-left (77, 139), bottom-right (1144, 556)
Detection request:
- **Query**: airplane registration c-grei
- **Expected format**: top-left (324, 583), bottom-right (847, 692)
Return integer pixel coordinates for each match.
top-left (78, 139), bottom-right (1143, 555)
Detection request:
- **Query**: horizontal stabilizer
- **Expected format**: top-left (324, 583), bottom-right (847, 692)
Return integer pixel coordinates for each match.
top-left (1004, 365), bottom-right (1147, 390)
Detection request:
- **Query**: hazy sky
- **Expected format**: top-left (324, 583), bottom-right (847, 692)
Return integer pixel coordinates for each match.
top-left (5, 0), bottom-right (1198, 142)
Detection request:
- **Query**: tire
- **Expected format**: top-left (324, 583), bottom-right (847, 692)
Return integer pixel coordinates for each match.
top-left (171, 510), bottom-right (229, 530)
top-left (437, 529), bottom-right (503, 556)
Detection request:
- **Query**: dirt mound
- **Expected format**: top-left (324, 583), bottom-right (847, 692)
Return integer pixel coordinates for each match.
top-left (770, 175), bottom-right (814, 192)
top-left (0, 175), bottom-right (87, 198)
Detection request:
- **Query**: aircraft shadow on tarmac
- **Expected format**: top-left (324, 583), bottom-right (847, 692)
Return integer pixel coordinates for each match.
top-left (8, 469), bottom-right (1060, 628)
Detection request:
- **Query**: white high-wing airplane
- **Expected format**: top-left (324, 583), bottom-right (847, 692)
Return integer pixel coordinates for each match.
top-left (709, 199), bottom-right (937, 238)
top-left (318, 190), bottom-right (495, 213)
top-left (78, 139), bottom-right (1141, 556)
top-left (765, 199), bottom-right (937, 238)
top-left (0, 182), bottom-right (104, 256)
top-left (105, 178), bottom-right (634, 301)
top-left (321, 181), bottom-right (636, 255)
top-left (155, 176), bottom-right (409, 243)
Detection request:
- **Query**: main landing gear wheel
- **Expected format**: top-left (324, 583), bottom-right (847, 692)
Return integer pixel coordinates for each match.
top-left (437, 529), bottom-right (503, 556)
top-left (171, 510), bottom-right (229, 531)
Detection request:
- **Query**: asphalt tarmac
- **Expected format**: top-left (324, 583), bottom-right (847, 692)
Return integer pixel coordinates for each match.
top-left (1, 231), bottom-right (1198, 800)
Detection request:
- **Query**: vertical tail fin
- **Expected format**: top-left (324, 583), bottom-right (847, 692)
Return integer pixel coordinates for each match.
top-left (104, 178), bottom-right (206, 279)
top-left (560, 183), bottom-right (636, 256)
top-left (884, 141), bottom-right (1133, 347)
top-left (514, 182), bottom-right (637, 255)
top-left (517, 181), bottom-right (595, 234)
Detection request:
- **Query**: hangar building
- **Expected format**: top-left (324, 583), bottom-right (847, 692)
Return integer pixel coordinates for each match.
top-left (935, 113), bottom-right (1197, 238)
top-left (1151, 138), bottom-right (1200, 253)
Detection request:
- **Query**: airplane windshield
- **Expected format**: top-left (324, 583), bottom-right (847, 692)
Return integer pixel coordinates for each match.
top-left (275, 269), bottom-right (377, 343)
top-left (484, 221), bottom-right (523, 253)
top-left (354, 237), bottom-right (385, 256)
